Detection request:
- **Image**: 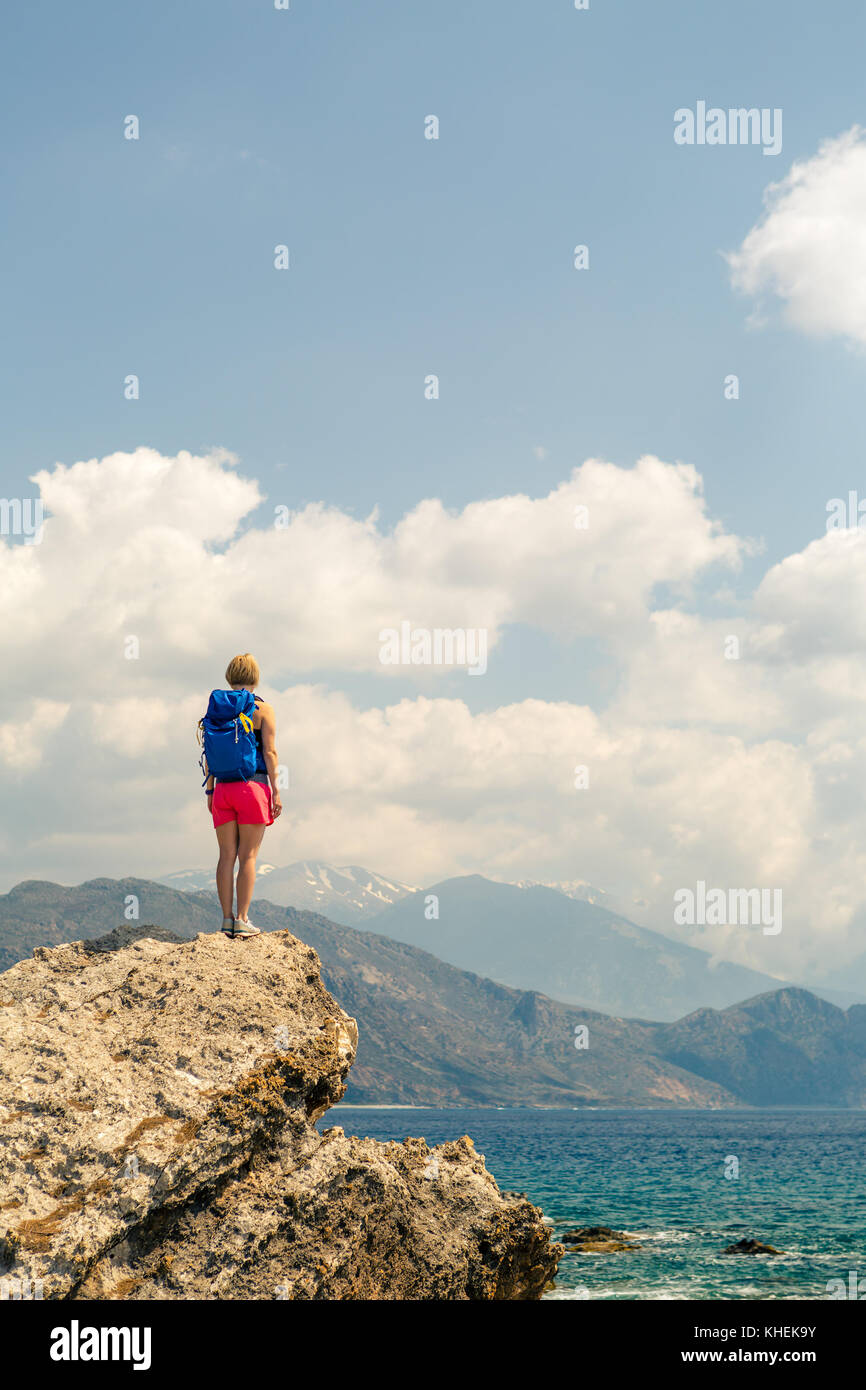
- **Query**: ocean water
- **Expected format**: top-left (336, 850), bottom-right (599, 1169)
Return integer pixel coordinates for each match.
top-left (319, 1106), bottom-right (866, 1300)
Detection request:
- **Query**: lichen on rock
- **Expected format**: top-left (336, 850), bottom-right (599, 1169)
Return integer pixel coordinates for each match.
top-left (0, 924), bottom-right (559, 1299)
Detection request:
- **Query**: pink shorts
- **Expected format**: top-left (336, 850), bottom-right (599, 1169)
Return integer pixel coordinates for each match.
top-left (212, 780), bottom-right (273, 828)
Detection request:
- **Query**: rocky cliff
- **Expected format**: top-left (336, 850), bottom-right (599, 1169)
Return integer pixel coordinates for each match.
top-left (0, 925), bottom-right (558, 1300)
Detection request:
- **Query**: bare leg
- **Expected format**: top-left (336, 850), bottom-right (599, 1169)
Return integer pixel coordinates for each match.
top-left (236, 822), bottom-right (267, 921)
top-left (215, 821), bottom-right (239, 918)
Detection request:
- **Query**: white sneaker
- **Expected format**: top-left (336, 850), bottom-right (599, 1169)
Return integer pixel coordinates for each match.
top-left (233, 918), bottom-right (261, 939)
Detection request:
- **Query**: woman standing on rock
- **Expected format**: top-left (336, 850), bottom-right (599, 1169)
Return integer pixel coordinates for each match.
top-left (198, 653), bottom-right (282, 939)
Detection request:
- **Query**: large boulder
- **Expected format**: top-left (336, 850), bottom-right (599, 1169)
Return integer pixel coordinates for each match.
top-left (0, 925), bottom-right (558, 1299)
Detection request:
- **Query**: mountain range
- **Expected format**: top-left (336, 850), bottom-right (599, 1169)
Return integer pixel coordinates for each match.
top-left (156, 861), bottom-right (862, 1018)
top-left (368, 873), bottom-right (863, 1019)
top-left (159, 859), bottom-right (418, 923)
top-left (1, 875), bottom-right (865, 1107)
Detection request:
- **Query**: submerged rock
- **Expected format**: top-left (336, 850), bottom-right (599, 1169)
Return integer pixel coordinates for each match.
top-left (723, 1238), bottom-right (783, 1256)
top-left (0, 926), bottom-right (559, 1299)
top-left (560, 1225), bottom-right (641, 1253)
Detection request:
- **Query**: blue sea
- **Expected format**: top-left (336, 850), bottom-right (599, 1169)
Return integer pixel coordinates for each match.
top-left (319, 1107), bottom-right (866, 1300)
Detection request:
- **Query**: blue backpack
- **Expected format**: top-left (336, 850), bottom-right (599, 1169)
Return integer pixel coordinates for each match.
top-left (200, 689), bottom-right (258, 785)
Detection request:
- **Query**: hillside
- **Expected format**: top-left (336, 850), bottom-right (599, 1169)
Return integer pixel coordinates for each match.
top-left (0, 877), bottom-right (213, 973)
top-left (656, 989), bottom-right (866, 1106)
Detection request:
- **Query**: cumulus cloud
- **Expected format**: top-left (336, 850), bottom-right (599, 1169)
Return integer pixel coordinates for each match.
top-left (0, 701), bottom-right (69, 770)
top-left (6, 445), bottom-right (866, 983)
top-left (727, 126), bottom-right (866, 345)
top-left (0, 447), bottom-right (743, 698)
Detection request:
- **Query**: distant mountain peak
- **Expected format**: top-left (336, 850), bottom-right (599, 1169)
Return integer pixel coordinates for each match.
top-left (158, 860), bottom-right (418, 925)
top-left (508, 876), bottom-right (611, 906)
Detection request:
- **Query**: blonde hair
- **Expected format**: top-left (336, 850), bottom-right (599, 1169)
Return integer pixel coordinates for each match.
top-left (225, 652), bottom-right (260, 688)
top-left (197, 653), bottom-right (261, 748)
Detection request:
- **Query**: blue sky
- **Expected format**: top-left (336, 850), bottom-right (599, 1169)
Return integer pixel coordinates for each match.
top-left (3, 0), bottom-right (864, 581)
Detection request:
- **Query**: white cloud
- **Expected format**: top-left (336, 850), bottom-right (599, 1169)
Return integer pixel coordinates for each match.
top-left (90, 697), bottom-right (200, 759)
top-left (6, 445), bottom-right (866, 983)
top-left (0, 701), bottom-right (69, 770)
top-left (727, 126), bottom-right (866, 345)
top-left (0, 447), bottom-right (743, 698)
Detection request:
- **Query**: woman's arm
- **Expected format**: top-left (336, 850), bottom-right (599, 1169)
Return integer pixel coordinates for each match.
top-left (259, 703), bottom-right (283, 818)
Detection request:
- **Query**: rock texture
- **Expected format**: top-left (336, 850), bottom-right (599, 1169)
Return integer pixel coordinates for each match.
top-left (0, 925), bottom-right (558, 1300)
top-left (560, 1225), bottom-right (641, 1253)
